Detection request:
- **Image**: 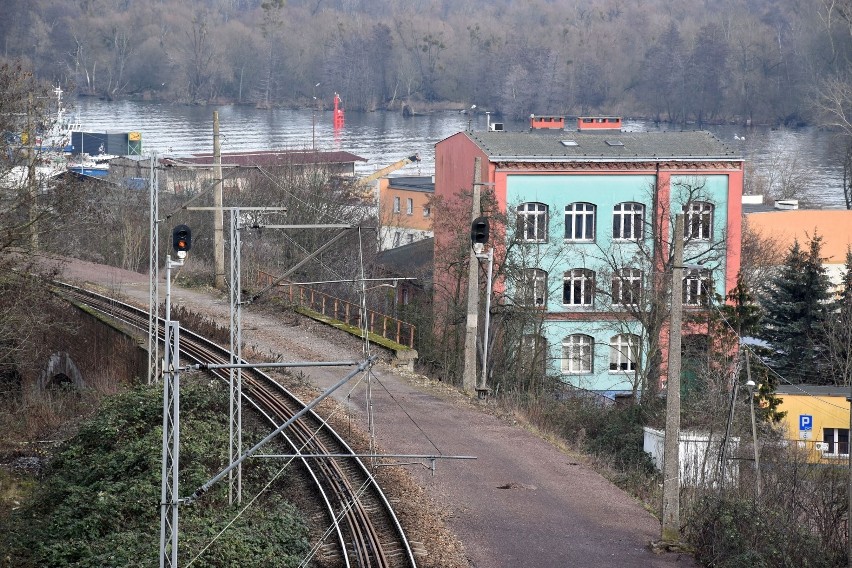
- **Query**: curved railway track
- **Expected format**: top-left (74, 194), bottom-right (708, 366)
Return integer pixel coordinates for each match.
top-left (55, 282), bottom-right (418, 568)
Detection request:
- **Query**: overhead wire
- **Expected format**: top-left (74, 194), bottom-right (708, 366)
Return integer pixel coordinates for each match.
top-left (185, 368), bottom-right (369, 566)
top-left (253, 164), bottom-right (348, 225)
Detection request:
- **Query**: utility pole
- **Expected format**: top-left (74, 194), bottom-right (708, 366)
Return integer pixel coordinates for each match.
top-left (662, 213), bottom-right (683, 542)
top-left (213, 111), bottom-right (225, 290)
top-left (462, 157), bottom-right (482, 393)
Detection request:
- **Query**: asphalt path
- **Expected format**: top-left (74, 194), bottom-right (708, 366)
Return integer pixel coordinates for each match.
top-left (57, 258), bottom-right (696, 568)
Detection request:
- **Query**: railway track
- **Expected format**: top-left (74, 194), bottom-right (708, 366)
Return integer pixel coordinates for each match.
top-left (55, 282), bottom-right (419, 568)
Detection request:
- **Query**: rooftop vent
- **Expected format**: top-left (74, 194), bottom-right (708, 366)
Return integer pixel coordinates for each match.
top-left (561, 140), bottom-right (578, 146)
top-left (605, 140), bottom-right (624, 146)
top-left (490, 122), bottom-right (504, 132)
top-left (774, 199), bottom-right (799, 210)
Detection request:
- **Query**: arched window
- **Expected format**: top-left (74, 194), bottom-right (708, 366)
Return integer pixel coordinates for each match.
top-left (519, 268), bottom-right (548, 307)
top-left (563, 269), bottom-right (595, 306)
top-left (684, 202), bottom-right (714, 241)
top-left (562, 334), bottom-right (594, 374)
top-left (564, 202), bottom-right (596, 242)
top-left (612, 202), bottom-right (645, 240)
top-left (516, 202), bottom-right (549, 242)
top-left (609, 334), bottom-right (639, 372)
top-left (612, 268), bottom-right (642, 306)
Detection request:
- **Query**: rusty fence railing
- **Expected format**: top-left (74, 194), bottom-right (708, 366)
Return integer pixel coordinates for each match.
top-left (257, 271), bottom-right (415, 348)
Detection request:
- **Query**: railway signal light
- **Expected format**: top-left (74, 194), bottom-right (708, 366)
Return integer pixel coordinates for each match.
top-left (172, 224), bottom-right (191, 258)
top-left (471, 217), bottom-right (489, 248)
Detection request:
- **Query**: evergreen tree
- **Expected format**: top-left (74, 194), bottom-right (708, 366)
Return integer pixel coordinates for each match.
top-left (759, 235), bottom-right (832, 384)
top-left (824, 249), bottom-right (852, 385)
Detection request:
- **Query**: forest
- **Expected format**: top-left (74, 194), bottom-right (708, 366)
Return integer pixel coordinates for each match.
top-left (4, 0), bottom-right (852, 126)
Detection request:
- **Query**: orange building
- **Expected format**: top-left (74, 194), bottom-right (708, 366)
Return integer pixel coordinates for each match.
top-left (377, 175), bottom-right (434, 250)
top-left (745, 208), bottom-right (852, 286)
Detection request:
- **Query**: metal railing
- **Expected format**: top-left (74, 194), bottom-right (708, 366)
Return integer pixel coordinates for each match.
top-left (257, 271), bottom-right (415, 348)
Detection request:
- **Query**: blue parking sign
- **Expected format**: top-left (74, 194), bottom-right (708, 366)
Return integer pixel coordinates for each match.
top-left (800, 415), bottom-right (813, 431)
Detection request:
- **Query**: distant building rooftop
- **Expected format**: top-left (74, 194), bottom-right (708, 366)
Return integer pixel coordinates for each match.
top-left (776, 384), bottom-right (851, 397)
top-left (376, 237), bottom-right (434, 277)
top-left (161, 149), bottom-right (366, 168)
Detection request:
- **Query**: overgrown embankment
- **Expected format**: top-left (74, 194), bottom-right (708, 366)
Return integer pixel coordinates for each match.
top-left (0, 377), bottom-right (309, 567)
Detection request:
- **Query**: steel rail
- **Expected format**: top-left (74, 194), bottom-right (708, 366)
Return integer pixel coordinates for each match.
top-left (53, 282), bottom-right (417, 567)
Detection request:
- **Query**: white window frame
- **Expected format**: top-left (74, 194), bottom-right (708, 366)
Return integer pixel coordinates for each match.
top-left (612, 202), bottom-right (645, 241)
top-left (519, 268), bottom-right (548, 307)
top-left (823, 428), bottom-right (850, 457)
top-left (563, 268), bottom-right (595, 306)
top-left (423, 205), bottom-right (431, 217)
top-left (612, 268), bottom-right (642, 306)
top-left (517, 202), bottom-right (549, 242)
top-left (609, 334), bottom-right (638, 372)
top-left (392, 231), bottom-right (401, 247)
top-left (406, 197), bottom-right (414, 215)
top-left (684, 201), bottom-right (714, 241)
top-left (565, 202), bottom-right (596, 242)
top-left (683, 269), bottom-right (712, 306)
top-left (562, 334), bottom-right (594, 374)
top-left (393, 196), bottom-right (400, 213)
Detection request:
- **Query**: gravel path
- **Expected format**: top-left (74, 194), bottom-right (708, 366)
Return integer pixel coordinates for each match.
top-left (57, 257), bottom-right (696, 568)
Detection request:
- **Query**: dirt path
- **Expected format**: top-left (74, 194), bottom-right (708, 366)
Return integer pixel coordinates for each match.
top-left (57, 258), bottom-right (695, 568)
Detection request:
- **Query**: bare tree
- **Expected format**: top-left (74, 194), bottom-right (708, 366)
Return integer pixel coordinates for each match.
top-left (581, 177), bottom-right (730, 398)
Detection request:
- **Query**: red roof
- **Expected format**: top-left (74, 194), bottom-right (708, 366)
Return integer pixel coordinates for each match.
top-left (162, 150), bottom-right (366, 168)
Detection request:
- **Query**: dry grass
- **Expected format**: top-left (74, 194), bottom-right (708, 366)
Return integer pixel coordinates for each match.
top-left (0, 371), bottom-right (128, 517)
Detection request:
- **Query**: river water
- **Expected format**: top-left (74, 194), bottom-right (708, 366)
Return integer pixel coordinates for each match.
top-left (75, 98), bottom-right (847, 208)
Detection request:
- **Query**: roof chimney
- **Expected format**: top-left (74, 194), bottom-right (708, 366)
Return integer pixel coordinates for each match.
top-left (576, 117), bottom-right (622, 131)
top-left (530, 114), bottom-right (565, 130)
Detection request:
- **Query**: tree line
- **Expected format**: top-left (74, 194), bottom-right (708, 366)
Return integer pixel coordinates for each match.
top-left (3, 0), bottom-right (851, 126)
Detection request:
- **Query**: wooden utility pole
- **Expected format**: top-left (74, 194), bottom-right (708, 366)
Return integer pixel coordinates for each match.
top-left (662, 213), bottom-right (684, 542)
top-left (462, 157), bottom-right (482, 393)
top-left (213, 111), bottom-right (225, 290)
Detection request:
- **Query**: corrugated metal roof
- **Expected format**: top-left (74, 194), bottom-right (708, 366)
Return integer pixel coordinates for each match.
top-left (465, 130), bottom-right (741, 163)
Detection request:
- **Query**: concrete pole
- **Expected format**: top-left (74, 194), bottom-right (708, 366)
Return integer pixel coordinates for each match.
top-left (462, 157), bottom-right (482, 393)
top-left (213, 111), bottom-right (226, 290)
top-left (662, 214), bottom-right (683, 542)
